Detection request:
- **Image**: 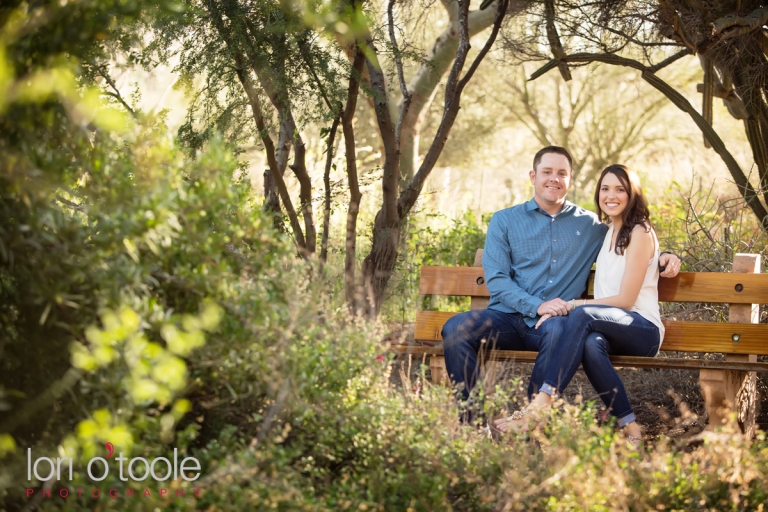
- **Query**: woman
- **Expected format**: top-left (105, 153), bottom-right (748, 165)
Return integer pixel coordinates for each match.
top-left (494, 164), bottom-right (664, 444)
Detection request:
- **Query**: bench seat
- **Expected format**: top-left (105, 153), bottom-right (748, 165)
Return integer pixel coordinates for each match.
top-left (390, 251), bottom-right (768, 435)
top-left (390, 345), bottom-right (768, 372)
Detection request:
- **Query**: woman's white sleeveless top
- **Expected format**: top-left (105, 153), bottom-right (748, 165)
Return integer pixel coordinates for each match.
top-left (594, 224), bottom-right (665, 345)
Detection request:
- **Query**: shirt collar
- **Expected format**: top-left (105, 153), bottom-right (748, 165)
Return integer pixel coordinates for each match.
top-left (526, 198), bottom-right (575, 216)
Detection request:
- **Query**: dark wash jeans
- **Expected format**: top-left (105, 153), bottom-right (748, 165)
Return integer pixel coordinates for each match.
top-left (539, 305), bottom-right (660, 427)
top-left (441, 309), bottom-right (567, 414)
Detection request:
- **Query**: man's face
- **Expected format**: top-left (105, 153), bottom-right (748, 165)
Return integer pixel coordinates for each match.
top-left (529, 152), bottom-right (572, 209)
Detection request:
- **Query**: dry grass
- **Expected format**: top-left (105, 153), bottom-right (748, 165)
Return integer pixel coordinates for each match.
top-left (390, 356), bottom-right (768, 442)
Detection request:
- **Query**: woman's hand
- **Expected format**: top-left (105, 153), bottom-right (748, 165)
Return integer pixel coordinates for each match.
top-left (535, 313), bottom-right (552, 329)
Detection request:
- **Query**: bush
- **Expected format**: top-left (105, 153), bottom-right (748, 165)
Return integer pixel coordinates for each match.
top-left (381, 210), bottom-right (490, 322)
top-left (3, 7), bottom-right (768, 508)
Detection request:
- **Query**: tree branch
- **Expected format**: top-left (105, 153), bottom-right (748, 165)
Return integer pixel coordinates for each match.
top-left (96, 65), bottom-right (137, 118)
top-left (444, 0), bottom-right (470, 110)
top-left (230, 8), bottom-right (315, 253)
top-left (399, 0), bottom-right (508, 217)
top-left (544, 0), bottom-right (571, 81)
top-left (658, 0), bottom-right (697, 53)
top-left (232, 58), bottom-right (303, 245)
top-left (388, 0), bottom-right (411, 146)
top-left (365, 42), bottom-right (400, 227)
top-left (297, 35), bottom-right (335, 113)
top-left (714, 7), bottom-right (768, 39)
top-left (531, 52), bottom-right (768, 227)
top-left (648, 48), bottom-right (692, 72)
top-left (397, 0), bottom-right (507, 181)
top-left (206, 0), bottom-right (304, 248)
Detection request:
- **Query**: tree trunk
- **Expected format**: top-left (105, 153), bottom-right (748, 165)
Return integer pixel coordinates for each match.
top-left (289, 132), bottom-right (316, 254)
top-left (262, 169), bottom-right (282, 231)
top-left (208, 0), bottom-right (310, 251)
top-left (342, 49), bottom-right (366, 308)
top-left (359, 37), bottom-right (403, 314)
top-left (320, 116), bottom-right (340, 264)
top-left (360, 0), bottom-right (508, 314)
top-left (360, 213), bottom-right (401, 315)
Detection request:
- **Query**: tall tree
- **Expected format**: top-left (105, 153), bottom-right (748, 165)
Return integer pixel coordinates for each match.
top-left (500, 63), bottom-right (675, 197)
top-left (147, 0), bottom-right (512, 314)
top-left (504, 0), bottom-right (768, 230)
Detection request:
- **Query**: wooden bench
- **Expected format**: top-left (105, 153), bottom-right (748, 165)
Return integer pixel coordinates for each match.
top-left (391, 250), bottom-right (768, 435)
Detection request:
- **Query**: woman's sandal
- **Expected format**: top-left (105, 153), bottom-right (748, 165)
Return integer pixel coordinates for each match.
top-left (492, 406), bottom-right (540, 434)
top-left (625, 435), bottom-right (642, 449)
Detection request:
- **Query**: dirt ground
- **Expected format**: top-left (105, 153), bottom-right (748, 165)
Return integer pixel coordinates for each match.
top-left (389, 355), bottom-right (768, 441)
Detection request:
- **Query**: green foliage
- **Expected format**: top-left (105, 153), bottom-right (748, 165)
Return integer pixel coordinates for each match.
top-left (145, 0), bottom-right (349, 155)
top-left (407, 210), bottom-right (490, 268)
top-left (3, 2), bottom-right (768, 511)
top-left (650, 184), bottom-right (768, 323)
top-left (382, 210), bottom-right (490, 321)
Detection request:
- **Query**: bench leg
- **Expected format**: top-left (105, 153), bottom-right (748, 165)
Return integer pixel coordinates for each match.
top-left (699, 368), bottom-right (757, 436)
top-left (428, 356), bottom-right (502, 392)
top-left (428, 356), bottom-right (451, 387)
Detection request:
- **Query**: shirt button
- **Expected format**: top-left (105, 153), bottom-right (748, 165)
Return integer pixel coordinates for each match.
top-left (549, 280), bottom-right (552, 283)
top-left (553, 239), bottom-right (556, 242)
top-left (552, 259), bottom-right (556, 263)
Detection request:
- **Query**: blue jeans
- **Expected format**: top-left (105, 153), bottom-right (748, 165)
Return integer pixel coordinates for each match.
top-left (539, 306), bottom-right (660, 427)
top-left (442, 309), bottom-right (567, 406)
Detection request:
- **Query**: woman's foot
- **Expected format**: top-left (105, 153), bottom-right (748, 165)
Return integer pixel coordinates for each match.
top-left (623, 421), bottom-right (643, 448)
top-left (493, 393), bottom-right (553, 434)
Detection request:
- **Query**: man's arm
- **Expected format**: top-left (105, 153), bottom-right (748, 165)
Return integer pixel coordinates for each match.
top-left (483, 213), bottom-right (550, 318)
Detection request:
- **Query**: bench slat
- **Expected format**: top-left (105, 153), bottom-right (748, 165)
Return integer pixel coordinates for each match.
top-left (419, 266), bottom-right (768, 303)
top-left (389, 345), bottom-right (768, 372)
top-left (419, 267), bottom-right (488, 297)
top-left (414, 310), bottom-right (768, 355)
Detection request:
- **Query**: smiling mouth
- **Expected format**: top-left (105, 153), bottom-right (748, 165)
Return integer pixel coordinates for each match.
top-left (604, 202), bottom-right (620, 207)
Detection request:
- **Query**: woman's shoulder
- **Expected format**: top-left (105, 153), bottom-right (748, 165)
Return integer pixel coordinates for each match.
top-left (631, 224), bottom-right (653, 242)
top-left (631, 223), bottom-right (653, 237)
top-left (628, 223), bottom-right (654, 255)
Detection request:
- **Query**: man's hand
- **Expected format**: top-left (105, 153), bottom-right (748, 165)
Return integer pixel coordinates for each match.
top-left (537, 298), bottom-right (569, 317)
top-left (659, 252), bottom-right (681, 278)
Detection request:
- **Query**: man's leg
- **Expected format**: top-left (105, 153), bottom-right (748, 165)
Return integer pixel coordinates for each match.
top-left (524, 316), bottom-right (567, 399)
top-left (541, 306), bottom-right (659, 403)
top-left (442, 309), bottom-right (526, 405)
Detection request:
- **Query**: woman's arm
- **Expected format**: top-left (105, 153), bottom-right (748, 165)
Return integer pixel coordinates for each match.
top-left (535, 225), bottom-right (655, 329)
top-left (579, 225), bottom-right (654, 310)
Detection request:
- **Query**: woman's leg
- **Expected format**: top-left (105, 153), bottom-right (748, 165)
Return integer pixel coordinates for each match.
top-left (495, 306), bottom-right (659, 434)
top-left (540, 306), bottom-right (659, 400)
top-left (580, 315), bottom-right (659, 427)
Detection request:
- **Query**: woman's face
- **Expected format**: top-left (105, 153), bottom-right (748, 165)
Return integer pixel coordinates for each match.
top-left (598, 172), bottom-right (629, 220)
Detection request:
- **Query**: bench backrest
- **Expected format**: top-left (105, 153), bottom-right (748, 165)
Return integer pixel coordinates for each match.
top-left (415, 251), bottom-right (768, 356)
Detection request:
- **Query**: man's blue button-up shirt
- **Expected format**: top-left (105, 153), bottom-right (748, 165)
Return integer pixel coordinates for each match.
top-left (483, 198), bottom-right (608, 327)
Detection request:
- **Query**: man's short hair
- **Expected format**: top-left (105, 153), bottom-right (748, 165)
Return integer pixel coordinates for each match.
top-left (532, 146), bottom-right (573, 173)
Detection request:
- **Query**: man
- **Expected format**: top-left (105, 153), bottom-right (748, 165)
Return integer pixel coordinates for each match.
top-left (441, 146), bottom-right (680, 420)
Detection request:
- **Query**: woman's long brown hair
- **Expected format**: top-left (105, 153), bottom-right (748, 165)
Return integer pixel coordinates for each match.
top-left (593, 164), bottom-right (651, 255)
